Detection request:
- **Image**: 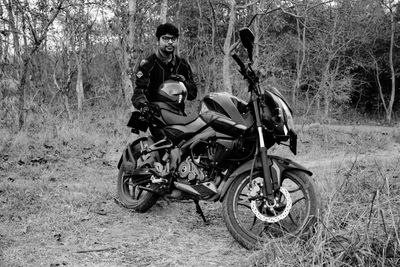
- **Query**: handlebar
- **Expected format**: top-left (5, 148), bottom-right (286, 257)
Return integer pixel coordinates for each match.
top-left (231, 53), bottom-right (259, 93)
top-left (232, 54), bottom-right (246, 73)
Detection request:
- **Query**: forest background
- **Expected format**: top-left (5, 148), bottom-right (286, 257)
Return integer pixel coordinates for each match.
top-left (1, 1), bottom-right (400, 266)
top-left (0, 0), bottom-right (399, 130)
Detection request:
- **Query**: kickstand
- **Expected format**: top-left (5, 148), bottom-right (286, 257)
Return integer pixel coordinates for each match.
top-left (194, 199), bottom-right (207, 223)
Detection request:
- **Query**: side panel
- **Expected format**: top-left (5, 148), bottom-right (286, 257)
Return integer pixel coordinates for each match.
top-left (218, 155), bottom-right (312, 201)
top-left (180, 127), bottom-right (216, 151)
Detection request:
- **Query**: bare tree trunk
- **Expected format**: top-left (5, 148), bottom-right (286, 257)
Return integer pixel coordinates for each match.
top-left (175, 0), bottom-right (181, 56)
top-left (4, 0), bottom-right (20, 69)
top-left (293, 13), bottom-right (307, 108)
top-left (74, 2), bottom-right (85, 113)
top-left (4, 0), bottom-right (22, 129)
top-left (321, 65), bottom-right (329, 118)
top-left (373, 57), bottom-right (388, 115)
top-left (387, 2), bottom-right (395, 123)
top-left (208, 0), bottom-right (217, 92)
top-left (0, 3), bottom-right (4, 64)
top-left (121, 0), bottom-right (137, 106)
top-left (53, 67), bottom-right (72, 121)
top-left (160, 0), bottom-right (168, 23)
top-left (222, 0), bottom-right (236, 93)
top-left (74, 50), bottom-right (84, 112)
top-left (252, 3), bottom-right (260, 69)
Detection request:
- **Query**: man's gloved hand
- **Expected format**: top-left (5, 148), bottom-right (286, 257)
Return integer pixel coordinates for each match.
top-left (148, 103), bottom-right (161, 116)
top-left (168, 74), bottom-right (186, 83)
top-left (137, 100), bottom-right (149, 110)
top-left (139, 102), bottom-right (160, 117)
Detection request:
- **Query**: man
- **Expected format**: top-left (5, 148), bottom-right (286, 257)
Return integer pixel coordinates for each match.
top-left (131, 23), bottom-right (197, 113)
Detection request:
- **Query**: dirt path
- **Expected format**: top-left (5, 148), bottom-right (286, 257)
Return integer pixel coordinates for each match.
top-left (1, 124), bottom-right (399, 266)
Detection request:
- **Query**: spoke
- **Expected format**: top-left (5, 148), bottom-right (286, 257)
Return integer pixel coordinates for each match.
top-left (257, 225), bottom-right (269, 237)
top-left (238, 194), bottom-right (249, 201)
top-left (287, 187), bottom-right (301, 194)
top-left (251, 216), bottom-right (257, 228)
top-left (271, 221), bottom-right (290, 234)
top-left (238, 191), bottom-right (250, 202)
top-left (288, 213), bottom-right (298, 227)
top-left (250, 219), bottom-right (266, 236)
top-left (292, 197), bottom-right (305, 206)
top-left (130, 187), bottom-right (135, 198)
top-left (238, 202), bottom-right (251, 209)
top-left (123, 176), bottom-right (131, 184)
top-left (136, 188), bottom-right (143, 200)
top-left (238, 196), bottom-right (247, 202)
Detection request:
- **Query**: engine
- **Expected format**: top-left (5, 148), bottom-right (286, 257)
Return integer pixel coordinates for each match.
top-left (176, 137), bottom-right (252, 185)
top-left (176, 139), bottom-right (221, 184)
top-left (177, 157), bottom-right (206, 184)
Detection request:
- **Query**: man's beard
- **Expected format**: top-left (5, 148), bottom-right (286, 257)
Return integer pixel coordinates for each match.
top-left (162, 46), bottom-right (175, 54)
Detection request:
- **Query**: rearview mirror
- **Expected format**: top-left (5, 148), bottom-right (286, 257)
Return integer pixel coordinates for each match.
top-left (239, 27), bottom-right (255, 61)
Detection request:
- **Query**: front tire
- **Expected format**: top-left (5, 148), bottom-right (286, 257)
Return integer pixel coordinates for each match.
top-left (222, 169), bottom-right (319, 250)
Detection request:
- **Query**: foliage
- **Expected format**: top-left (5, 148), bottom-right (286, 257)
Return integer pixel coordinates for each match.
top-left (0, 0), bottom-right (399, 125)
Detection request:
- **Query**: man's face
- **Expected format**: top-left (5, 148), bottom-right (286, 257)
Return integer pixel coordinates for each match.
top-left (158, 34), bottom-right (178, 55)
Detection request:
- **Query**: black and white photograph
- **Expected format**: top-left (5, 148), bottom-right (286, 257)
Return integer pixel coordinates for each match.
top-left (1, 0), bottom-right (399, 266)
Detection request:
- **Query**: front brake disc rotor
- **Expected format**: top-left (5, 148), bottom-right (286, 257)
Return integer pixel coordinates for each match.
top-left (250, 187), bottom-right (292, 223)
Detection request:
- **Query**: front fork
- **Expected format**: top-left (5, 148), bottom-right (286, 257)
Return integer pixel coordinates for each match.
top-left (252, 97), bottom-right (279, 204)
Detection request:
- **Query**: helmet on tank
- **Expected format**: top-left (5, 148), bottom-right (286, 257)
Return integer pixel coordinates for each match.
top-left (157, 80), bottom-right (187, 106)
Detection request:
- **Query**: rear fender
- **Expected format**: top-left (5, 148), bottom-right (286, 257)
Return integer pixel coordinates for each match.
top-left (117, 136), bottom-right (158, 169)
top-left (219, 155), bottom-right (312, 201)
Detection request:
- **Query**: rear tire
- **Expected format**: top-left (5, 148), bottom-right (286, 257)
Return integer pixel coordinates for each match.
top-left (116, 138), bottom-right (159, 212)
top-left (117, 168), bottom-right (159, 212)
top-left (222, 169), bottom-right (319, 250)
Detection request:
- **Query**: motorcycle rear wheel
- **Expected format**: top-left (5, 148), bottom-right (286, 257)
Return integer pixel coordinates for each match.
top-left (222, 169), bottom-right (318, 250)
top-left (117, 168), bottom-right (159, 212)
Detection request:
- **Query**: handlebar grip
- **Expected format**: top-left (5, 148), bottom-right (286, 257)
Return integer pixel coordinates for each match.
top-left (232, 54), bottom-right (246, 71)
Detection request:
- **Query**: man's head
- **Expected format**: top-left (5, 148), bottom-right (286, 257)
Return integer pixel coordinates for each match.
top-left (156, 23), bottom-right (179, 55)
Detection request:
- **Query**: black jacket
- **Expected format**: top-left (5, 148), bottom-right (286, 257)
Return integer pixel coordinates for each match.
top-left (131, 53), bottom-right (197, 109)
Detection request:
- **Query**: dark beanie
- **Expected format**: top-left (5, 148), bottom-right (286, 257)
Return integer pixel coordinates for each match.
top-left (155, 23), bottom-right (179, 39)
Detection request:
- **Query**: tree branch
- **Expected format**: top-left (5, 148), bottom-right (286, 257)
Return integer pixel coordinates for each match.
top-left (237, 0), bottom-right (259, 9)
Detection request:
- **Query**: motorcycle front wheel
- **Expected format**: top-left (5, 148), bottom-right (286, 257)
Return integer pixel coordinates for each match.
top-left (222, 169), bottom-right (319, 250)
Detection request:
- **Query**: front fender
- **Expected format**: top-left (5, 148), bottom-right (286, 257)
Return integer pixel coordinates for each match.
top-left (219, 155), bottom-right (312, 201)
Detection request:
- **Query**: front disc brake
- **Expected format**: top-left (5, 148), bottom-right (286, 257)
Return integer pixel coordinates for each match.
top-left (250, 187), bottom-right (292, 223)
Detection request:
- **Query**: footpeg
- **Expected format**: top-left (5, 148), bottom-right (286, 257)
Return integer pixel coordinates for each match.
top-left (150, 176), bottom-right (168, 184)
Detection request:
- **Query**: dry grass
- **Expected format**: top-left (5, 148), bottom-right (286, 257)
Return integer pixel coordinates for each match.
top-left (1, 110), bottom-right (400, 266)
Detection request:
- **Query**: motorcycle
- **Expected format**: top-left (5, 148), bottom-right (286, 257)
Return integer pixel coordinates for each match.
top-left (116, 27), bottom-right (319, 250)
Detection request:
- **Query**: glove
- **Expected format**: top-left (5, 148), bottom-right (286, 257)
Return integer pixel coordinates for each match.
top-left (137, 100), bottom-right (149, 110)
top-left (168, 74), bottom-right (186, 83)
top-left (140, 102), bottom-right (160, 117)
top-left (148, 103), bottom-right (161, 117)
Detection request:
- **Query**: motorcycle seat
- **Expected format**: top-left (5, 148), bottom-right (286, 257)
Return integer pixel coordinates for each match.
top-left (160, 109), bottom-right (198, 125)
top-left (152, 101), bottom-right (198, 125)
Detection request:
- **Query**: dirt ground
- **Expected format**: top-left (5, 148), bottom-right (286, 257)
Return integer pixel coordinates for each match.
top-left (1, 124), bottom-right (399, 266)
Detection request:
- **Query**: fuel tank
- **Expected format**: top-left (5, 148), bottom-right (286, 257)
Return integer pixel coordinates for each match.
top-left (200, 92), bottom-right (252, 127)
